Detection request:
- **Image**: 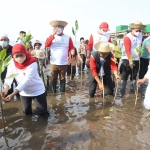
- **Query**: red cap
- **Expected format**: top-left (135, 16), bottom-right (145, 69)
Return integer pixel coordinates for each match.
top-left (99, 22), bottom-right (109, 31)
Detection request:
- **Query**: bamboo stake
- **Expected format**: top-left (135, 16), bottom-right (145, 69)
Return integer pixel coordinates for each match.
top-left (81, 55), bottom-right (83, 87)
top-left (114, 80), bottom-right (119, 102)
top-left (134, 56), bottom-right (140, 110)
top-left (70, 55), bottom-right (73, 80)
top-left (101, 76), bottom-right (105, 105)
top-left (145, 112), bottom-right (150, 118)
top-left (0, 79), bottom-right (6, 134)
top-left (1, 101), bottom-right (6, 134)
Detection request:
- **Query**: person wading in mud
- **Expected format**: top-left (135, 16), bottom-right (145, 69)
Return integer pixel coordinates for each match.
top-left (138, 33), bottom-right (150, 99)
top-left (2, 44), bottom-right (50, 119)
top-left (120, 21), bottom-right (146, 96)
top-left (45, 20), bottom-right (74, 93)
top-left (78, 37), bottom-right (87, 71)
top-left (88, 41), bottom-right (120, 98)
top-left (86, 22), bottom-right (111, 68)
top-left (0, 34), bottom-right (18, 96)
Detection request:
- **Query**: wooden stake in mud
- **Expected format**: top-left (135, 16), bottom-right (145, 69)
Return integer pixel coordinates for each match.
top-left (0, 101), bottom-right (6, 134)
top-left (81, 55), bottom-right (83, 87)
top-left (145, 112), bottom-right (150, 118)
top-left (114, 80), bottom-right (119, 102)
top-left (70, 57), bottom-right (73, 80)
top-left (134, 86), bottom-right (139, 110)
top-left (101, 76), bottom-right (105, 105)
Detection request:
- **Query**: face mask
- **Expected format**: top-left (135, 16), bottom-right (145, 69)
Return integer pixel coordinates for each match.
top-left (0, 41), bottom-right (8, 47)
top-left (14, 56), bottom-right (26, 64)
top-left (134, 31), bottom-right (139, 36)
top-left (102, 31), bottom-right (108, 35)
top-left (56, 28), bottom-right (62, 35)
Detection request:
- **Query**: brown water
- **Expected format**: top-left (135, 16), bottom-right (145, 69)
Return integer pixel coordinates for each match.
top-left (1, 70), bottom-right (150, 150)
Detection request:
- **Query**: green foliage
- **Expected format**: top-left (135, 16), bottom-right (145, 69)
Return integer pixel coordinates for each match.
top-left (130, 55), bottom-right (134, 61)
top-left (0, 49), bottom-right (6, 61)
top-left (0, 49), bottom-right (17, 80)
top-left (75, 20), bottom-right (79, 31)
top-left (72, 27), bottom-right (75, 36)
top-left (18, 30), bottom-right (33, 49)
top-left (134, 46), bottom-right (142, 56)
top-left (0, 50), bottom-right (12, 74)
top-left (72, 20), bottom-right (79, 36)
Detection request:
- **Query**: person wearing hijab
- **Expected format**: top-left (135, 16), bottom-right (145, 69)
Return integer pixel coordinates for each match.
top-left (2, 44), bottom-right (49, 118)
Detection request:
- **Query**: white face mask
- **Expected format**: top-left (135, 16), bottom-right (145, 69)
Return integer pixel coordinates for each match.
top-left (134, 31), bottom-right (139, 36)
top-left (56, 28), bottom-right (63, 35)
top-left (102, 31), bottom-right (108, 35)
top-left (15, 56), bottom-right (26, 64)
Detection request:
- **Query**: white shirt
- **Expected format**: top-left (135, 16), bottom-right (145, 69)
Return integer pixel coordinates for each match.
top-left (145, 65), bottom-right (150, 80)
top-left (122, 33), bottom-right (142, 60)
top-left (4, 60), bottom-right (45, 96)
top-left (92, 32), bottom-right (110, 51)
top-left (50, 34), bottom-right (70, 65)
top-left (98, 57), bottom-right (105, 77)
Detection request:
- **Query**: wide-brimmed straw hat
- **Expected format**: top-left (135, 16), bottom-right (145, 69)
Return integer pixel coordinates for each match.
top-left (34, 40), bottom-right (42, 47)
top-left (129, 21), bottom-right (146, 29)
top-left (94, 41), bottom-right (114, 53)
top-left (50, 20), bottom-right (68, 27)
top-left (35, 50), bottom-right (45, 59)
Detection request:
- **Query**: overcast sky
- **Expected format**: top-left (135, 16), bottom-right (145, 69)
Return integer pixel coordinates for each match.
top-left (0, 0), bottom-right (150, 43)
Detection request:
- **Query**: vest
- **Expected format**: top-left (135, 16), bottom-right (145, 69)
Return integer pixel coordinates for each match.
top-left (91, 51), bottom-right (112, 75)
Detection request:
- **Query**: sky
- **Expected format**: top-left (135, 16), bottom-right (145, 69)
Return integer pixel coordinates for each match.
top-left (0, 0), bottom-right (150, 43)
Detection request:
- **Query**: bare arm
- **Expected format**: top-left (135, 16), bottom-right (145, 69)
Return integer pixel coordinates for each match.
top-left (146, 46), bottom-right (150, 53)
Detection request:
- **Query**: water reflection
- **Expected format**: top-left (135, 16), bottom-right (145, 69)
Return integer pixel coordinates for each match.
top-left (1, 69), bottom-right (150, 149)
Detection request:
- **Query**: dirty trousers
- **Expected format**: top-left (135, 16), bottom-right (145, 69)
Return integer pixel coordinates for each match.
top-left (51, 64), bottom-right (68, 81)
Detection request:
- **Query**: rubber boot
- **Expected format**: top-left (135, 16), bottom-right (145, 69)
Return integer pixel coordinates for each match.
top-left (140, 81), bottom-right (148, 101)
top-left (130, 80), bottom-right (136, 92)
top-left (120, 80), bottom-right (127, 97)
top-left (51, 81), bottom-right (57, 93)
top-left (60, 80), bottom-right (66, 92)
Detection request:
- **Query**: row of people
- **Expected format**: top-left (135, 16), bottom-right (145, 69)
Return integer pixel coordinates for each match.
top-left (1, 19), bottom-right (150, 119)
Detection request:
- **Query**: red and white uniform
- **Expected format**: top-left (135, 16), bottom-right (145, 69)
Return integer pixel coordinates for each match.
top-left (45, 34), bottom-right (74, 65)
top-left (122, 33), bottom-right (142, 60)
top-left (88, 32), bottom-right (111, 51)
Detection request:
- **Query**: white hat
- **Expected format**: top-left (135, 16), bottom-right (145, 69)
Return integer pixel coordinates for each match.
top-left (35, 50), bottom-right (45, 59)
top-left (94, 41), bottom-right (114, 52)
top-left (0, 34), bottom-right (9, 40)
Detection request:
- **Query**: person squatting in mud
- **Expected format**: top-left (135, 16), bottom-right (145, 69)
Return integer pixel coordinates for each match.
top-left (2, 44), bottom-right (50, 119)
top-left (88, 41), bottom-right (120, 98)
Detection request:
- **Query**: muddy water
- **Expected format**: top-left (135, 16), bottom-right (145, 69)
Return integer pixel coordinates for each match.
top-left (1, 69), bottom-right (150, 150)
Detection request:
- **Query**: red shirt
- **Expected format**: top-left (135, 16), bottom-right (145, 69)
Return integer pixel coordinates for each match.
top-left (124, 36), bottom-right (131, 60)
top-left (90, 54), bottom-right (118, 77)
